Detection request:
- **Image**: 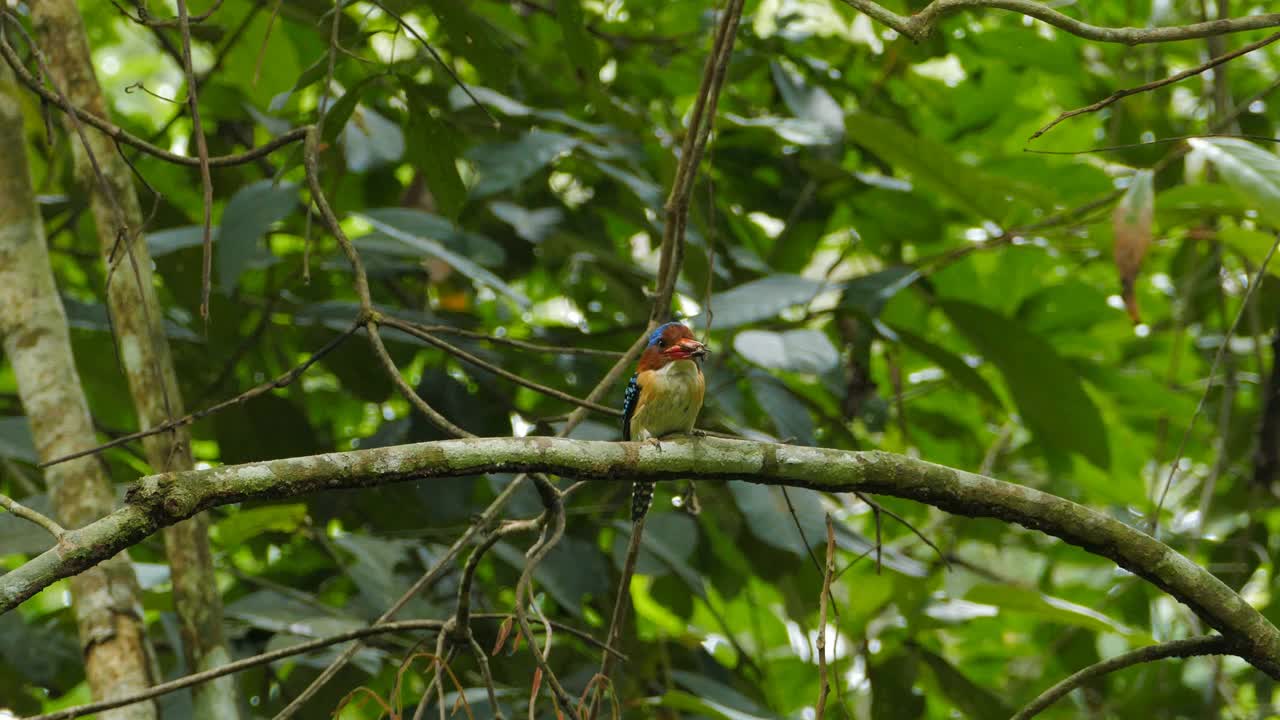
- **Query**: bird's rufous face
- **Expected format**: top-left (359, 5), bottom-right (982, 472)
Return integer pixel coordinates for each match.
top-left (654, 324), bottom-right (707, 361)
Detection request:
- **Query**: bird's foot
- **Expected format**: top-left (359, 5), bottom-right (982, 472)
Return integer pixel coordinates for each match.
top-left (646, 437), bottom-right (663, 453)
top-left (689, 429), bottom-right (707, 437)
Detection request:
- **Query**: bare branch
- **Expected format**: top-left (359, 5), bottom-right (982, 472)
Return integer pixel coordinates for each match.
top-left (839, 0), bottom-right (1280, 45)
top-left (0, 492), bottom-right (65, 540)
top-left (815, 515), bottom-right (836, 718)
top-left (1031, 32), bottom-right (1280, 140)
top-left (3, 436), bottom-right (1277, 677)
top-left (1011, 636), bottom-right (1233, 720)
top-left (38, 323), bottom-right (361, 469)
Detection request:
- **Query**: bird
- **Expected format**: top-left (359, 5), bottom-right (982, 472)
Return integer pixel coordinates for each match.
top-left (621, 321), bottom-right (707, 520)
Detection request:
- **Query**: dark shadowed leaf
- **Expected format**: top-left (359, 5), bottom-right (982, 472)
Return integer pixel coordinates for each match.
top-left (215, 180), bottom-right (298, 293)
top-left (917, 647), bottom-right (1012, 720)
top-left (841, 266), bottom-right (921, 319)
top-left (890, 326), bottom-right (1002, 408)
top-left (870, 652), bottom-right (925, 720)
top-left (467, 129), bottom-right (579, 197)
top-left (489, 201), bottom-right (564, 243)
top-left (729, 481), bottom-right (825, 556)
top-left (941, 301), bottom-right (1110, 467)
top-left (0, 417), bottom-right (37, 463)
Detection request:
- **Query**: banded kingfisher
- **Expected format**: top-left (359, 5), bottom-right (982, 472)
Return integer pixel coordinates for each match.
top-left (621, 322), bottom-right (707, 521)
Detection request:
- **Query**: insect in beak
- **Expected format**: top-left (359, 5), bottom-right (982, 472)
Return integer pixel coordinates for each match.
top-left (675, 338), bottom-right (708, 359)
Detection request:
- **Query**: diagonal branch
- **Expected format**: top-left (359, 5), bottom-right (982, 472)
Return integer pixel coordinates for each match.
top-left (839, 0), bottom-right (1280, 45)
top-left (3, 436), bottom-right (1280, 678)
top-left (1010, 636), bottom-right (1233, 720)
top-left (1031, 32), bottom-right (1280, 140)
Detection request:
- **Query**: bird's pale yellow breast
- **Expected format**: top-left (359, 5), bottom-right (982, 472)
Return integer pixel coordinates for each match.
top-left (630, 360), bottom-right (705, 441)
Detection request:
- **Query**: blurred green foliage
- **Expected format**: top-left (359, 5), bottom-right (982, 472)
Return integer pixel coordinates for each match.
top-left (3, 0), bottom-right (1280, 717)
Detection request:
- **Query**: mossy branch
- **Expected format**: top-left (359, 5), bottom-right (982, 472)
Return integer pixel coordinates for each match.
top-left (2, 435), bottom-right (1278, 677)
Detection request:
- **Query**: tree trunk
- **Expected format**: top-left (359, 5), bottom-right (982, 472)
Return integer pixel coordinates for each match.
top-left (0, 61), bottom-right (157, 720)
top-left (28, 2), bottom-right (241, 717)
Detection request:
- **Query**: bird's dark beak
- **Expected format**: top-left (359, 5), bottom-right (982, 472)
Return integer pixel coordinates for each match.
top-left (676, 338), bottom-right (708, 359)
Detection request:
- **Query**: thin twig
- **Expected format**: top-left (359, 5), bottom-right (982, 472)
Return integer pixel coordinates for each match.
top-left (380, 317), bottom-right (620, 416)
top-left (839, 0), bottom-right (1280, 45)
top-left (171, 0), bottom-right (216, 321)
top-left (1010, 636), bottom-right (1233, 720)
top-left (0, 22), bottom-right (306, 168)
top-left (28, 619), bottom-right (447, 720)
top-left (815, 515), bottom-right (836, 718)
top-left (37, 323), bottom-right (361, 468)
top-left (0, 493), bottom-right (65, 540)
top-left (1031, 32), bottom-right (1280, 140)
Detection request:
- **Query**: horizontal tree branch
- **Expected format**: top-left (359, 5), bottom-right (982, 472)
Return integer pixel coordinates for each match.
top-left (2, 436), bottom-right (1278, 677)
top-left (840, 0), bottom-right (1280, 45)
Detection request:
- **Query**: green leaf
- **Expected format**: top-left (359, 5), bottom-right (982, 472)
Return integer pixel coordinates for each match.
top-left (611, 518), bottom-right (706, 598)
top-left (749, 373), bottom-right (816, 445)
top-left (698, 275), bottom-right (824, 329)
top-left (147, 225), bottom-right (208, 257)
top-left (771, 61), bottom-right (844, 143)
top-left (0, 417), bottom-right (37, 463)
top-left (215, 180), bottom-right (298, 293)
top-left (870, 652), bottom-right (925, 720)
top-left (941, 300), bottom-right (1110, 467)
top-left (358, 211), bottom-right (529, 307)
top-left (917, 647), bottom-right (1012, 720)
top-left (494, 536), bottom-right (608, 618)
top-left (890, 326), bottom-right (1002, 408)
top-left (841, 266), bottom-right (921, 319)
top-left (407, 108), bottom-right (467, 220)
top-left (651, 690), bottom-right (775, 720)
top-left (1219, 218), bottom-right (1280, 274)
top-left (845, 112), bottom-right (1014, 221)
top-left (489, 201), bottom-right (564, 243)
top-left (425, 0), bottom-right (509, 81)
top-left (729, 481), bottom-right (825, 556)
top-left (734, 329), bottom-right (838, 374)
top-left (1188, 138), bottom-right (1280, 226)
top-left (557, 0), bottom-right (599, 81)
top-left (214, 504), bottom-right (308, 546)
top-left (359, 208), bottom-right (504, 266)
top-left (343, 105), bottom-right (405, 173)
top-left (965, 584), bottom-right (1136, 635)
top-left (467, 129), bottom-right (579, 197)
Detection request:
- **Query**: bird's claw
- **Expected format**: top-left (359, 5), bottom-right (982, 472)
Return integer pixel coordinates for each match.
top-left (646, 437), bottom-right (663, 453)
top-left (690, 429), bottom-right (706, 437)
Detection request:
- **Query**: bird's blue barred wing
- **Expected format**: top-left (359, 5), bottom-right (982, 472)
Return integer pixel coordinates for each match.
top-left (621, 374), bottom-right (639, 442)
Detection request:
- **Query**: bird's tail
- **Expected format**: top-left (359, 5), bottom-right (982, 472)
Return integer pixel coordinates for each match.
top-left (631, 479), bottom-right (655, 521)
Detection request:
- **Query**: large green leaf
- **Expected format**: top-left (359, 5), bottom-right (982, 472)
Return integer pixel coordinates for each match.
top-left (917, 647), bottom-right (1012, 720)
top-left (215, 180), bottom-right (298, 293)
top-left (729, 481), bottom-right (825, 557)
top-left (845, 112), bottom-right (1014, 221)
top-left (941, 300), bottom-right (1110, 467)
top-left (965, 584), bottom-right (1137, 636)
top-left (1188, 138), bottom-right (1280, 226)
top-left (358, 211), bottom-right (529, 307)
top-left (771, 60), bottom-right (844, 144)
top-left (466, 129), bottom-right (579, 197)
top-left (890, 326), bottom-right (1002, 407)
top-left (733, 329), bottom-right (839, 374)
top-left (699, 275), bottom-right (824, 329)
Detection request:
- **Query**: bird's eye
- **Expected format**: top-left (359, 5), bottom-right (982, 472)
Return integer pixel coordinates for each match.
top-left (657, 339), bottom-right (666, 348)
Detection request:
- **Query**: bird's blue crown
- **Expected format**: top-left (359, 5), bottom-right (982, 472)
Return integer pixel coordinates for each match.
top-left (648, 322), bottom-right (683, 346)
